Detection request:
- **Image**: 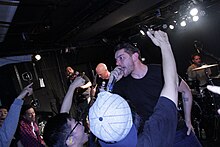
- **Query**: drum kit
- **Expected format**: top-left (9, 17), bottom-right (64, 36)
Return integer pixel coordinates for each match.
top-left (186, 64), bottom-right (220, 140)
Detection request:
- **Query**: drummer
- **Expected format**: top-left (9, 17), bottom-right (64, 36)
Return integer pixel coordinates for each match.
top-left (187, 53), bottom-right (211, 86)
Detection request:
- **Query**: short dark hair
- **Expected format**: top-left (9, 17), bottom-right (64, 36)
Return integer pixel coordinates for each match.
top-left (21, 104), bottom-right (35, 115)
top-left (191, 53), bottom-right (201, 61)
top-left (0, 106), bottom-right (8, 111)
top-left (43, 113), bottom-right (72, 147)
top-left (115, 42), bottom-right (142, 61)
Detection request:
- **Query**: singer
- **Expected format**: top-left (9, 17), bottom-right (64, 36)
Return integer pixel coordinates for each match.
top-left (186, 53), bottom-right (211, 86)
top-left (111, 35), bottom-right (201, 146)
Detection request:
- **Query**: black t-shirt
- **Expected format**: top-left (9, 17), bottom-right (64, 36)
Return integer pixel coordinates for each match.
top-left (96, 78), bottom-right (109, 92)
top-left (113, 64), bottom-right (163, 121)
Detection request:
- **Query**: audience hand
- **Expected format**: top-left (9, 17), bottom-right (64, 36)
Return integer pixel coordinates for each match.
top-left (17, 83), bottom-right (33, 99)
top-left (185, 121), bottom-right (194, 135)
top-left (147, 30), bottom-right (170, 47)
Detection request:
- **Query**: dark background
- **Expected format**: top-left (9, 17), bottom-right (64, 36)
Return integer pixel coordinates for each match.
top-left (0, 0), bottom-right (220, 114)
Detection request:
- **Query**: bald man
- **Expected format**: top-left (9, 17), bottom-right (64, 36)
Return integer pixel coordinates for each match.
top-left (95, 63), bottom-right (110, 80)
top-left (90, 63), bottom-right (110, 98)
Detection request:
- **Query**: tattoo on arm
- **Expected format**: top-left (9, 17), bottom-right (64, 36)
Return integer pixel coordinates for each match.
top-left (182, 94), bottom-right (189, 102)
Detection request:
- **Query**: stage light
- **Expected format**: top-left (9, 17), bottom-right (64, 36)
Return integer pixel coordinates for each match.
top-left (193, 15), bottom-right (199, 21)
top-left (34, 54), bottom-right (41, 61)
top-left (31, 99), bottom-right (40, 108)
top-left (140, 30), bottom-right (145, 36)
top-left (169, 25), bottom-right (175, 30)
top-left (162, 24), bottom-right (168, 29)
top-left (200, 10), bottom-right (206, 16)
top-left (180, 20), bottom-right (186, 27)
top-left (190, 8), bottom-right (198, 16)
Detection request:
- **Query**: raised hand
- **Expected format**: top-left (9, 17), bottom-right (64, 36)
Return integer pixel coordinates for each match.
top-left (146, 30), bottom-right (170, 47)
top-left (17, 83), bottom-right (33, 99)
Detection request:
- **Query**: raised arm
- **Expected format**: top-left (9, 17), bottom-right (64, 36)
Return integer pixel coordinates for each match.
top-left (0, 83), bottom-right (33, 147)
top-left (147, 30), bottom-right (178, 106)
top-left (60, 77), bottom-right (85, 113)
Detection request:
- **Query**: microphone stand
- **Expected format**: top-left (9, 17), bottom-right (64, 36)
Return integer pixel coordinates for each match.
top-left (199, 48), bottom-right (220, 141)
top-left (200, 48), bottom-right (220, 62)
top-left (199, 48), bottom-right (220, 74)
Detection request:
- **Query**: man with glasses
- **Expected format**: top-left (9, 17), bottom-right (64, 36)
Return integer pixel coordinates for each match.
top-left (43, 76), bottom-right (88, 147)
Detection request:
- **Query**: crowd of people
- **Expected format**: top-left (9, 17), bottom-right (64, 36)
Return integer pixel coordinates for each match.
top-left (0, 30), bottom-right (220, 147)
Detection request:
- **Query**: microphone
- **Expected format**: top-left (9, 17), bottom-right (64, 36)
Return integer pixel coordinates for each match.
top-left (67, 71), bottom-right (80, 80)
top-left (99, 81), bottom-right (106, 92)
top-left (194, 41), bottom-right (200, 53)
top-left (67, 73), bottom-right (72, 78)
top-left (107, 76), bottom-right (117, 92)
top-left (75, 71), bottom-right (80, 76)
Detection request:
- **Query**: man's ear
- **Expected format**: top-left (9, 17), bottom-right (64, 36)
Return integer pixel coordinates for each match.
top-left (66, 136), bottom-right (75, 146)
top-left (132, 52), bottom-right (139, 62)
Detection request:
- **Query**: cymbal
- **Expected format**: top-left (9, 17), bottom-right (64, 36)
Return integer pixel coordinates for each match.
top-left (193, 64), bottom-right (218, 71)
top-left (211, 74), bottom-right (220, 79)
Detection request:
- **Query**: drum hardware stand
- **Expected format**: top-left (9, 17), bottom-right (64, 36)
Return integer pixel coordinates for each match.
top-left (196, 42), bottom-right (220, 141)
top-left (211, 92), bottom-right (219, 141)
top-left (194, 117), bottom-right (201, 138)
top-left (193, 100), bottom-right (203, 139)
top-left (206, 70), bottom-right (219, 141)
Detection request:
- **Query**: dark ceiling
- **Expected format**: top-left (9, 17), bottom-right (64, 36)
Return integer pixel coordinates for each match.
top-left (0, 0), bottom-right (219, 58)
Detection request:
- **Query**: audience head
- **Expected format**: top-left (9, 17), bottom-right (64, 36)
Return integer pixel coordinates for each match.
top-left (89, 91), bottom-right (137, 146)
top-left (21, 104), bottom-right (36, 122)
top-left (96, 63), bottom-right (110, 79)
top-left (43, 113), bottom-right (88, 147)
top-left (0, 106), bottom-right (8, 127)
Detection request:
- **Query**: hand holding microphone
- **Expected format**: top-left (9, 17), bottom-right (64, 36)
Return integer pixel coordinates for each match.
top-left (107, 66), bottom-right (123, 92)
